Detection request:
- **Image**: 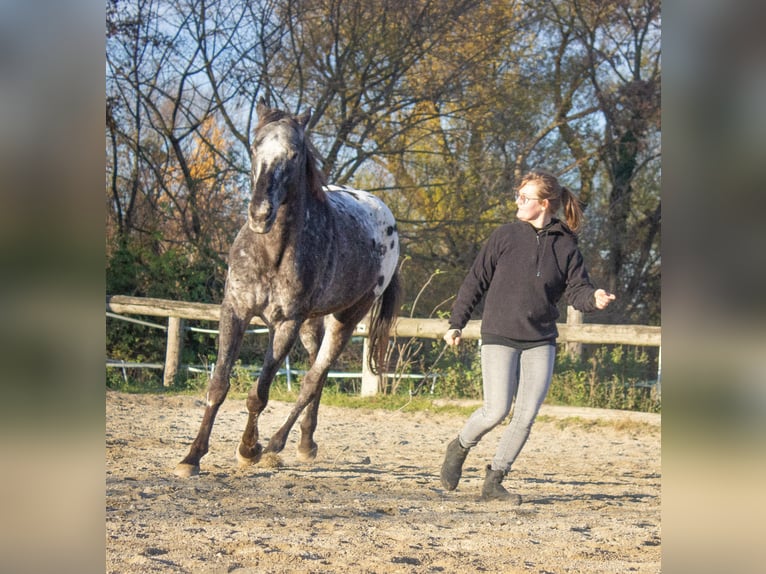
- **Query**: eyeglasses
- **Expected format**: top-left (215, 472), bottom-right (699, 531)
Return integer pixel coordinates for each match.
top-left (515, 193), bottom-right (541, 205)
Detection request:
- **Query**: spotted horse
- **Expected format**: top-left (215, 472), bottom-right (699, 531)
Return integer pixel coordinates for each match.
top-left (174, 99), bottom-right (401, 477)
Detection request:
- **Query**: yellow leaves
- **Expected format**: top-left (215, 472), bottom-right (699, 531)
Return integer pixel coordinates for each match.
top-left (179, 116), bottom-right (227, 187)
top-left (152, 114), bottom-right (243, 251)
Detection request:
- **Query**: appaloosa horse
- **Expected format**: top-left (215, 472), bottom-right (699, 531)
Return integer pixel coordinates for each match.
top-left (174, 99), bottom-right (400, 477)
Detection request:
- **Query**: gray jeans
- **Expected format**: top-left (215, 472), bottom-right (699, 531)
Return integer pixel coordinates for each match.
top-left (458, 343), bottom-right (556, 473)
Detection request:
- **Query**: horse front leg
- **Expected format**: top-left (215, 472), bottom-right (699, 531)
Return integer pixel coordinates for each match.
top-left (268, 314), bottom-right (358, 460)
top-left (174, 302), bottom-right (250, 478)
top-left (236, 319), bottom-right (301, 468)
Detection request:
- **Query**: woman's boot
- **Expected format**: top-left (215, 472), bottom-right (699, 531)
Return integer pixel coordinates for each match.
top-left (481, 465), bottom-right (521, 504)
top-left (440, 437), bottom-right (470, 490)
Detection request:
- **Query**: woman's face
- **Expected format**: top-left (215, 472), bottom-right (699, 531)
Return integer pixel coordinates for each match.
top-left (515, 182), bottom-right (549, 226)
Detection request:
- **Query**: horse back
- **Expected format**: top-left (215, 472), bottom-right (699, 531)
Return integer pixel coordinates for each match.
top-left (323, 185), bottom-right (399, 295)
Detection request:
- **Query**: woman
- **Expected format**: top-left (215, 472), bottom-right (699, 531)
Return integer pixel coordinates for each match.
top-left (440, 169), bottom-right (615, 502)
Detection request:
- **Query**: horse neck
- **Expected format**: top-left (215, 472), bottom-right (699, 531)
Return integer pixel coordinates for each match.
top-left (268, 176), bottom-right (322, 249)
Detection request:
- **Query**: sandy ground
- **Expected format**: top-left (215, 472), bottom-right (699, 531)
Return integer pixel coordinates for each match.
top-left (106, 390), bottom-right (661, 573)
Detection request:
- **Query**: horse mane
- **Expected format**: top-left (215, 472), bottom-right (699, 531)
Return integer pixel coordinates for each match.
top-left (304, 140), bottom-right (327, 202)
top-left (255, 108), bottom-right (327, 202)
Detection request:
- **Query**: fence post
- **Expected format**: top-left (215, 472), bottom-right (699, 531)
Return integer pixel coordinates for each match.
top-left (565, 306), bottom-right (583, 359)
top-left (164, 316), bottom-right (184, 387)
top-left (360, 337), bottom-right (380, 396)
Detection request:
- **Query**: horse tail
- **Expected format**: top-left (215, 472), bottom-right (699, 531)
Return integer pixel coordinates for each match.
top-left (367, 269), bottom-right (402, 375)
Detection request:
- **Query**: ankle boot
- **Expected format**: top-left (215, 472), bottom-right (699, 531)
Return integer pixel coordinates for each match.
top-left (481, 465), bottom-right (521, 504)
top-left (440, 437), bottom-right (470, 490)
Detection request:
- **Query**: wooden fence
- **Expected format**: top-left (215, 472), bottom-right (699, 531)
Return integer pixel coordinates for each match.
top-left (106, 295), bottom-right (661, 395)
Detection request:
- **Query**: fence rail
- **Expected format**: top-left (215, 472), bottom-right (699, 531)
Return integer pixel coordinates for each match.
top-left (106, 295), bottom-right (661, 394)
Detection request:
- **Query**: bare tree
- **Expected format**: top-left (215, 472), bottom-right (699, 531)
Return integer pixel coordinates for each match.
top-left (531, 0), bottom-right (661, 322)
top-left (106, 0), bottom-right (661, 324)
top-left (106, 0), bottom-right (260, 262)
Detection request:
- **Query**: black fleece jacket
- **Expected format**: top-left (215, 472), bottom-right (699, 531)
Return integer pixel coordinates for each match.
top-left (448, 218), bottom-right (599, 343)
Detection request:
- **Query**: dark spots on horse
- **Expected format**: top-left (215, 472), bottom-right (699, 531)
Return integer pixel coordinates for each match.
top-left (386, 225), bottom-right (396, 236)
top-left (377, 275), bottom-right (385, 287)
top-left (390, 240), bottom-right (395, 249)
top-left (372, 239), bottom-right (387, 256)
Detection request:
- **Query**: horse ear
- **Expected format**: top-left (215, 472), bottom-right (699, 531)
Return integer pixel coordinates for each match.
top-left (296, 107), bottom-right (312, 129)
top-left (256, 97), bottom-right (268, 118)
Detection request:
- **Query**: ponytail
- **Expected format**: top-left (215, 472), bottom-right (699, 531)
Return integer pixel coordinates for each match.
top-left (560, 185), bottom-right (583, 232)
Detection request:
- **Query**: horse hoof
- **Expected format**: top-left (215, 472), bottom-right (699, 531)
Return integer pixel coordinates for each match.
top-left (297, 444), bottom-right (318, 462)
top-left (236, 443), bottom-right (262, 468)
top-left (173, 463), bottom-right (199, 478)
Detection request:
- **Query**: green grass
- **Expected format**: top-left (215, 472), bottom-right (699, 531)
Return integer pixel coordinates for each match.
top-left (535, 414), bottom-right (659, 434)
top-left (238, 385), bottom-right (479, 417)
top-left (108, 344), bottom-right (661, 414)
top-left (107, 376), bottom-right (659, 433)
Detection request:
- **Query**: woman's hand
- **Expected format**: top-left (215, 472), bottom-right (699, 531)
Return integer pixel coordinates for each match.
top-left (594, 289), bottom-right (616, 309)
top-left (443, 328), bottom-right (462, 346)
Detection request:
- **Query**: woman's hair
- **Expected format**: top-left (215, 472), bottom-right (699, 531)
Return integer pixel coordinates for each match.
top-left (520, 168), bottom-right (583, 232)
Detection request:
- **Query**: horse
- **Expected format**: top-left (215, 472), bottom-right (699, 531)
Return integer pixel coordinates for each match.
top-left (174, 99), bottom-right (401, 477)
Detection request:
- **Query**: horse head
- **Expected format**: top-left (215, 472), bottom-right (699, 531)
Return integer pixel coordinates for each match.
top-left (248, 98), bottom-right (312, 234)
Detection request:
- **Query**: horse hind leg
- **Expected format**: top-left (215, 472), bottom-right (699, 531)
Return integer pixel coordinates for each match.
top-left (294, 319), bottom-right (324, 461)
top-left (174, 303), bottom-right (250, 478)
top-left (267, 308), bottom-right (367, 460)
top-left (296, 377), bottom-right (327, 462)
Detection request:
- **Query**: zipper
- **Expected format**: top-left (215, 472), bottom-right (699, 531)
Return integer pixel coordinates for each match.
top-left (535, 230), bottom-right (549, 277)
